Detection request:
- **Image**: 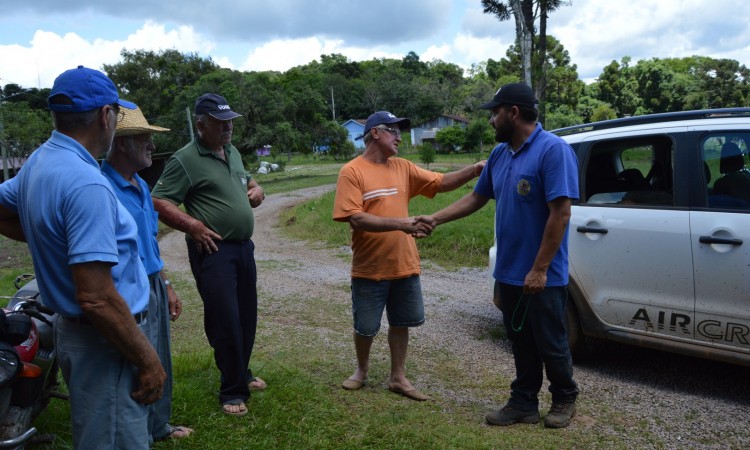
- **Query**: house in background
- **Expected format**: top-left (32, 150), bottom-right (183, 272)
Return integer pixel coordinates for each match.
top-left (342, 119), bottom-right (366, 150)
top-left (0, 155), bottom-right (28, 182)
top-left (410, 114), bottom-right (470, 147)
top-left (256, 145), bottom-right (272, 157)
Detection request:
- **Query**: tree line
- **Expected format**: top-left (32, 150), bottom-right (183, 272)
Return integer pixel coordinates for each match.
top-left (1, 42), bottom-right (748, 165)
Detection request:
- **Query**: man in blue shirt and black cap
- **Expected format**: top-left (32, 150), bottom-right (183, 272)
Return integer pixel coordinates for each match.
top-left (416, 83), bottom-right (580, 428)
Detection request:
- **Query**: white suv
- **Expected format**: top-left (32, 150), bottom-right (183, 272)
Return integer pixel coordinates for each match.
top-left (489, 108), bottom-right (750, 366)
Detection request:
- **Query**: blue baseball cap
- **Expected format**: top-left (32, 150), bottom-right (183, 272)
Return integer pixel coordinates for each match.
top-left (48, 65), bottom-right (135, 112)
top-left (356, 111), bottom-right (410, 140)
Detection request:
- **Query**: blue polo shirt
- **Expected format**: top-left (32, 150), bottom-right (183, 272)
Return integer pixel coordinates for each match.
top-left (474, 123), bottom-right (579, 287)
top-left (101, 162), bottom-right (163, 277)
top-left (0, 131), bottom-right (149, 316)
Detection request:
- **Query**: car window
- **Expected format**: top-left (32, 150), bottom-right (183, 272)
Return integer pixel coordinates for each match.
top-left (582, 136), bottom-right (674, 206)
top-left (703, 133), bottom-right (750, 210)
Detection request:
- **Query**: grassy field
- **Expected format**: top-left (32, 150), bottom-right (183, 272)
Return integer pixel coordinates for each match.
top-left (0, 156), bottom-right (631, 449)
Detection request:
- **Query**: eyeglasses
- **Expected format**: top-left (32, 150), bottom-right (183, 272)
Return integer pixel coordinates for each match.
top-left (109, 103), bottom-right (124, 122)
top-left (378, 127), bottom-right (401, 137)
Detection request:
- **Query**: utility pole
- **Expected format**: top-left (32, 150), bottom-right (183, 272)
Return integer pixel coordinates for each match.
top-left (329, 86), bottom-right (336, 122)
top-left (0, 113), bottom-right (6, 182)
top-left (186, 107), bottom-right (194, 138)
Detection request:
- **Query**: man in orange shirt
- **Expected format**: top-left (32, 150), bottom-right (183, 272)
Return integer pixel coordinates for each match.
top-left (333, 111), bottom-right (485, 400)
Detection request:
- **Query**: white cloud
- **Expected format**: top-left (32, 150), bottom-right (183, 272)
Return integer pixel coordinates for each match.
top-left (422, 44), bottom-right (453, 63)
top-left (238, 37), bottom-right (404, 72)
top-left (551, 0), bottom-right (749, 82)
top-left (461, 3), bottom-right (511, 39)
top-left (0, 22), bottom-right (215, 88)
top-left (124, 21), bottom-right (214, 54)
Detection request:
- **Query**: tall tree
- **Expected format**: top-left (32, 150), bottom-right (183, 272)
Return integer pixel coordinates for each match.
top-left (104, 49), bottom-right (219, 125)
top-left (535, 0), bottom-right (566, 104)
top-left (483, 0), bottom-right (568, 112)
top-left (483, 0), bottom-right (533, 86)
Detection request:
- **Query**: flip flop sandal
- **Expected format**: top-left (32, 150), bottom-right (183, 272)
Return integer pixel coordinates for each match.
top-left (248, 376), bottom-right (267, 391)
top-left (222, 400), bottom-right (248, 416)
top-left (163, 425), bottom-right (194, 439)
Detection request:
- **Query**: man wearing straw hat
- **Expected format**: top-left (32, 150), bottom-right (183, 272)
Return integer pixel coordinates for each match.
top-left (102, 106), bottom-right (194, 442)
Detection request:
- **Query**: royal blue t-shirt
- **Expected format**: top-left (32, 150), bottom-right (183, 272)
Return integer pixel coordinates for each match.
top-left (0, 131), bottom-right (149, 316)
top-left (474, 123), bottom-right (579, 287)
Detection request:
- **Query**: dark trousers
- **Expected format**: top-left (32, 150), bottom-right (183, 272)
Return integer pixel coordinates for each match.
top-left (498, 282), bottom-right (579, 411)
top-left (188, 239), bottom-right (258, 404)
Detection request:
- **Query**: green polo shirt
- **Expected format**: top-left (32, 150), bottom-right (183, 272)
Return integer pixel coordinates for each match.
top-left (152, 139), bottom-right (254, 241)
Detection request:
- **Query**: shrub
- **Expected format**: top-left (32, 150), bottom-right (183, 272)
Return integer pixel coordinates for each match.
top-left (418, 143), bottom-right (436, 168)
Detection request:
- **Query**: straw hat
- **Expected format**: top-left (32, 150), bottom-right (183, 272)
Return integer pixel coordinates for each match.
top-left (115, 105), bottom-right (170, 137)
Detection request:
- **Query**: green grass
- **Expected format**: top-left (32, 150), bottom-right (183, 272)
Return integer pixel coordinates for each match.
top-left (253, 164), bottom-right (341, 195)
top-left (0, 237), bottom-right (33, 307)
top-left (29, 286), bottom-right (617, 449)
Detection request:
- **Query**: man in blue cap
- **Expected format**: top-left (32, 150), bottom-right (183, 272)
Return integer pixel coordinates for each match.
top-left (333, 111), bottom-right (485, 401)
top-left (0, 66), bottom-right (165, 449)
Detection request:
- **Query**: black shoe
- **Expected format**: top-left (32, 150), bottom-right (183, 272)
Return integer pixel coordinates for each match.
top-left (544, 402), bottom-right (576, 428)
top-left (485, 404), bottom-right (540, 426)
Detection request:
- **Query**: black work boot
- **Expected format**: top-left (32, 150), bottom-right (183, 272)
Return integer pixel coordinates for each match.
top-left (485, 404), bottom-right (540, 426)
top-left (544, 402), bottom-right (576, 428)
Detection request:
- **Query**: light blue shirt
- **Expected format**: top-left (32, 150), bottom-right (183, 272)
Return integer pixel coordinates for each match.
top-left (0, 131), bottom-right (149, 316)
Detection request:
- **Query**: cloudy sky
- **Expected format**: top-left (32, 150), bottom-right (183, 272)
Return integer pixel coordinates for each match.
top-left (1, 0), bottom-right (748, 90)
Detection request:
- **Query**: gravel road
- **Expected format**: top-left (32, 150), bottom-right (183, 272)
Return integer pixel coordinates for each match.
top-left (159, 185), bottom-right (750, 449)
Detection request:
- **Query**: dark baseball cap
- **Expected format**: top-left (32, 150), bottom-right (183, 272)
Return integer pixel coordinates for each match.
top-left (48, 65), bottom-right (135, 112)
top-left (356, 111), bottom-right (410, 140)
top-left (479, 83), bottom-right (538, 110)
top-left (194, 93), bottom-right (242, 120)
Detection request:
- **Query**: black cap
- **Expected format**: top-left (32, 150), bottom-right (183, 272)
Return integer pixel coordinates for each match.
top-left (194, 93), bottom-right (242, 120)
top-left (479, 83), bottom-right (538, 110)
top-left (355, 111), bottom-right (410, 140)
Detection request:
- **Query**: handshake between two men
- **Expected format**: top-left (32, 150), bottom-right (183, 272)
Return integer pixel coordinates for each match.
top-left (405, 159), bottom-right (489, 239)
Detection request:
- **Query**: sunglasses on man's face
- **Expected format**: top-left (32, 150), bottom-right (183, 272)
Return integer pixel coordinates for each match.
top-left (378, 127), bottom-right (401, 137)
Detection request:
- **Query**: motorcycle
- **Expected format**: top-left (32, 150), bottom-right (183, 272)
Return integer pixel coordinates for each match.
top-left (0, 274), bottom-right (66, 449)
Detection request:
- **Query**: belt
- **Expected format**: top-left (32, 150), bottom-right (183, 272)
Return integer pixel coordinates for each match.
top-left (63, 310), bottom-right (148, 326)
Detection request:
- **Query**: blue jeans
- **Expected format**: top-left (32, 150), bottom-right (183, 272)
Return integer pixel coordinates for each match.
top-left (56, 317), bottom-right (150, 449)
top-left (351, 275), bottom-right (425, 336)
top-left (498, 283), bottom-right (579, 411)
top-left (146, 274), bottom-right (173, 441)
top-left (188, 239), bottom-right (258, 405)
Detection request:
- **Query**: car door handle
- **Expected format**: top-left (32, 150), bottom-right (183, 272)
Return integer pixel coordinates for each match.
top-left (577, 226), bottom-right (608, 234)
top-left (699, 236), bottom-right (743, 246)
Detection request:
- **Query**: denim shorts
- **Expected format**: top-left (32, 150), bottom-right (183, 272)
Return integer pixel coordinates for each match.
top-left (351, 275), bottom-right (425, 337)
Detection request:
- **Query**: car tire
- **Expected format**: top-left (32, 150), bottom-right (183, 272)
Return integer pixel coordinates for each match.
top-left (565, 295), bottom-right (585, 360)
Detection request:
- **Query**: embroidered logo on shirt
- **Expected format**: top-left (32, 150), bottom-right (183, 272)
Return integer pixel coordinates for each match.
top-left (517, 179), bottom-right (531, 196)
top-left (363, 188), bottom-right (398, 201)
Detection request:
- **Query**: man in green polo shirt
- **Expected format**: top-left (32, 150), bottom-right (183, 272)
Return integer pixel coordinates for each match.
top-left (152, 93), bottom-right (266, 416)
